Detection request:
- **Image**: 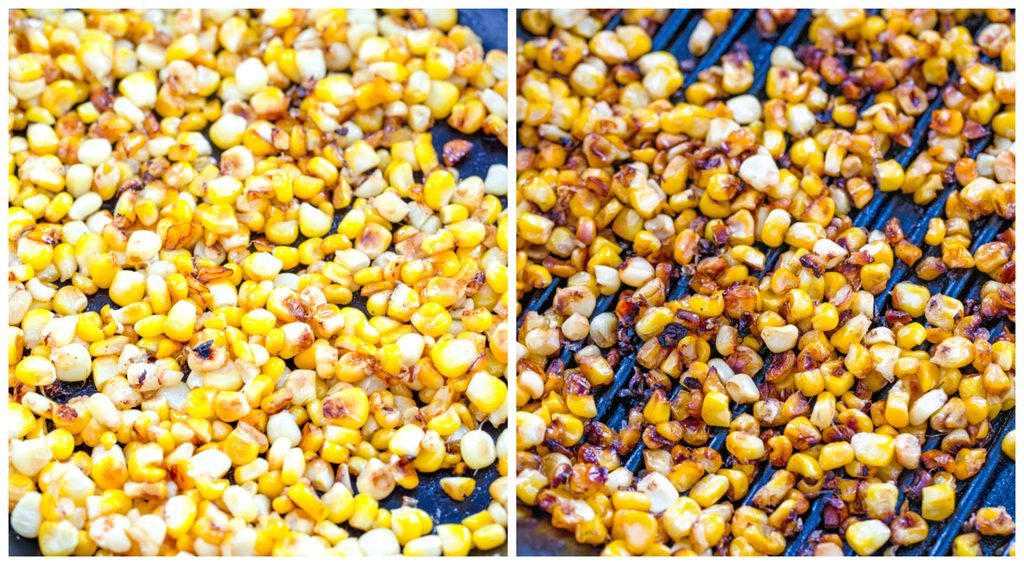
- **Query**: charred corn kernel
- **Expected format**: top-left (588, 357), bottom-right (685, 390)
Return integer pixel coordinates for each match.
top-left (287, 483), bottom-right (328, 522)
top-left (952, 533), bottom-right (982, 556)
top-left (892, 283), bottom-right (930, 318)
top-left (15, 356), bottom-right (57, 387)
top-left (39, 520), bottom-right (78, 556)
top-left (761, 209), bottom-right (791, 247)
top-left (701, 391), bottom-right (731, 428)
top-left (461, 430), bottom-right (497, 469)
top-left (472, 524), bottom-right (506, 551)
top-left (875, 159), bottom-right (905, 192)
top-left (440, 477), bottom-right (476, 502)
top-left (1002, 430), bottom-right (1016, 460)
top-left (974, 507), bottom-right (1015, 536)
top-left (349, 494), bottom-right (380, 531)
top-left (846, 520), bottom-right (890, 555)
top-left (851, 433), bottom-right (895, 467)
top-left (690, 474), bottom-right (730, 508)
top-left (921, 483), bottom-right (956, 521)
top-left (436, 523), bottom-right (473, 556)
top-left (390, 507), bottom-right (425, 546)
top-left (466, 372), bottom-right (507, 413)
top-left (612, 509), bottom-right (658, 554)
top-left (164, 495), bottom-right (197, 538)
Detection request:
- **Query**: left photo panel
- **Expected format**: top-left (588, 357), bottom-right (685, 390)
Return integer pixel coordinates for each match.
top-left (7, 8), bottom-right (510, 556)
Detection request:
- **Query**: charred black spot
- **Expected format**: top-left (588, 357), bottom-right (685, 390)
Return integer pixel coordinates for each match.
top-left (884, 309), bottom-right (912, 327)
top-left (658, 322), bottom-right (687, 348)
top-left (799, 253), bottom-right (826, 277)
top-left (822, 496), bottom-right (846, 529)
top-left (737, 312), bottom-right (754, 337)
top-left (193, 340), bottom-right (214, 360)
top-left (564, 340), bottom-right (585, 355)
top-left (904, 469), bottom-right (933, 501)
top-left (681, 376), bottom-right (702, 391)
top-left (117, 179), bottom-right (143, 196)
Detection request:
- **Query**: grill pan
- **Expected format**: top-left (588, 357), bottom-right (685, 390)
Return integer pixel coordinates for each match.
top-left (516, 8), bottom-right (1015, 556)
top-left (8, 8), bottom-right (508, 556)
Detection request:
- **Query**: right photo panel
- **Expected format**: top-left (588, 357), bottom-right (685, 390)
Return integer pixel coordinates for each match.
top-left (514, 8), bottom-right (1016, 557)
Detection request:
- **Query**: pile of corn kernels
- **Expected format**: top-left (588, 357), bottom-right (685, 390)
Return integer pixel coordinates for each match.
top-left (515, 8), bottom-right (1015, 557)
top-left (9, 8), bottom-right (509, 556)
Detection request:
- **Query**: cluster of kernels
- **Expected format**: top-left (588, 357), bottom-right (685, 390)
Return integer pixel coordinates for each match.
top-left (517, 258), bottom-right (1016, 556)
top-left (514, 8), bottom-right (1015, 302)
top-left (947, 506), bottom-right (1016, 556)
top-left (519, 9), bottom-right (670, 40)
top-left (792, 10), bottom-right (1017, 249)
top-left (9, 8), bottom-right (510, 556)
top-left (515, 8), bottom-right (1016, 557)
top-left (519, 8), bottom-right (726, 57)
top-left (753, 10), bottom-right (798, 38)
top-left (687, 10), bottom-right (734, 57)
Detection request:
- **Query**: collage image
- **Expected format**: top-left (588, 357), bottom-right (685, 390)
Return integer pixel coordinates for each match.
top-left (4, 5), bottom-right (1018, 559)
